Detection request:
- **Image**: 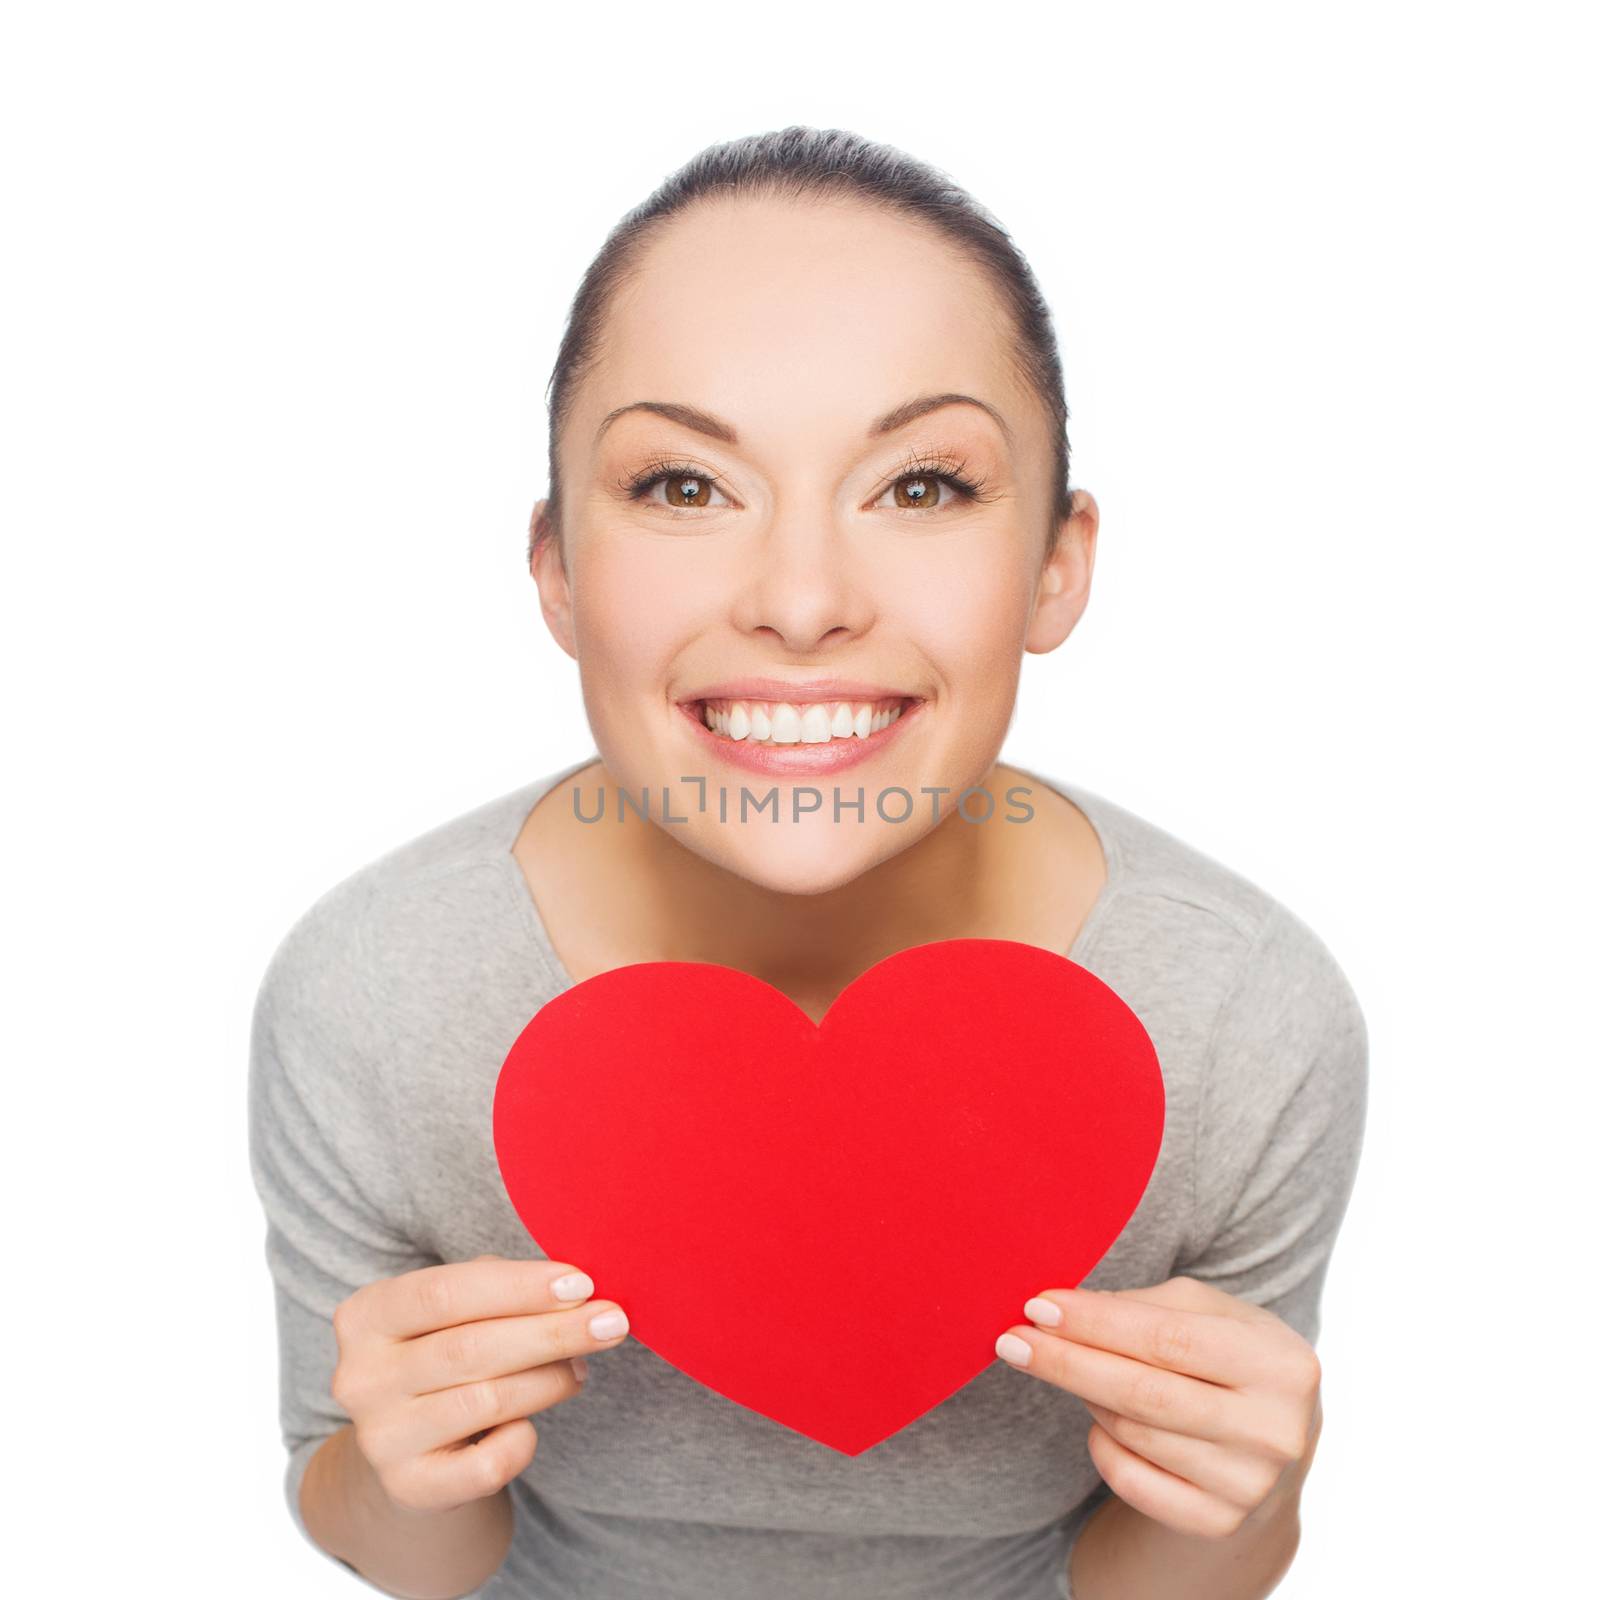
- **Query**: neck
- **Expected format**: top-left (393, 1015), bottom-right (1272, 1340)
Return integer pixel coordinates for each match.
top-left (579, 759), bottom-right (1029, 1010)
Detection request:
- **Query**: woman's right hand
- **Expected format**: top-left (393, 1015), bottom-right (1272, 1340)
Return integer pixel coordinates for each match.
top-left (329, 1253), bottom-right (630, 1515)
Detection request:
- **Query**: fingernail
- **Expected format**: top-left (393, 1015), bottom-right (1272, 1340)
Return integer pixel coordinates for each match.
top-left (571, 1356), bottom-right (589, 1383)
top-left (996, 1332), bottom-right (1033, 1366)
top-left (588, 1308), bottom-right (629, 1340)
top-left (1023, 1296), bottom-right (1063, 1327)
top-left (551, 1271), bottom-right (595, 1302)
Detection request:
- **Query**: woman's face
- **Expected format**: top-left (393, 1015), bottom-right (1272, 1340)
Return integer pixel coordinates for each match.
top-left (532, 194), bottom-right (1095, 896)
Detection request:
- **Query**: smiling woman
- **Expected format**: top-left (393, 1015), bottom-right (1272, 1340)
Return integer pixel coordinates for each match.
top-left (248, 125), bottom-right (1368, 1600)
top-left (520, 148), bottom-right (1098, 903)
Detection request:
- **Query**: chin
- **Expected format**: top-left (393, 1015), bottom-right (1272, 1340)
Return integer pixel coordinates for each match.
top-left (684, 820), bottom-right (918, 899)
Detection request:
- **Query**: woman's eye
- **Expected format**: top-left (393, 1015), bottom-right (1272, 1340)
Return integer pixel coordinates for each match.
top-left (876, 471), bottom-right (971, 513)
top-left (630, 469), bottom-right (730, 511)
top-left (627, 465), bottom-right (981, 515)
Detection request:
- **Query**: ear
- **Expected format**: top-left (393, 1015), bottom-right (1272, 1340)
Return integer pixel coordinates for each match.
top-left (1025, 489), bottom-right (1098, 654)
top-left (528, 498), bottom-right (577, 661)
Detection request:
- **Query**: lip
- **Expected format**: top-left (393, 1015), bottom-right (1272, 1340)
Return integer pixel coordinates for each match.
top-left (676, 693), bottom-right (925, 777)
top-left (679, 676), bottom-right (916, 705)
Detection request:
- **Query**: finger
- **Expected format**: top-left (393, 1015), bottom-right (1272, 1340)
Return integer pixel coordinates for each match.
top-left (1084, 1418), bottom-right (1252, 1540)
top-left (399, 1301), bottom-right (631, 1395)
top-left (1081, 1401), bottom-right (1285, 1511)
top-left (997, 1324), bottom-right (1245, 1447)
top-left (1021, 1288), bottom-right (1254, 1386)
top-left (408, 1356), bottom-right (588, 1455)
top-left (403, 1416), bottom-right (540, 1514)
top-left (361, 1259), bottom-right (599, 1341)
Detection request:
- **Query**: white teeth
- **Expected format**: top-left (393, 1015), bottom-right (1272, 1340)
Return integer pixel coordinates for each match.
top-left (698, 697), bottom-right (908, 746)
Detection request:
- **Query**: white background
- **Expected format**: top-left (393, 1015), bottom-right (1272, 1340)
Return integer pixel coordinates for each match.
top-left (5, 3), bottom-right (1594, 1594)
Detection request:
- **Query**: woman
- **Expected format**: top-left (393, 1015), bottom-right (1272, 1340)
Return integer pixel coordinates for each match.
top-left (249, 125), bottom-right (1368, 1600)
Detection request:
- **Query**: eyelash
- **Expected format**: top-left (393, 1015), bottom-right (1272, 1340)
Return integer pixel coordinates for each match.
top-left (618, 450), bottom-right (997, 516)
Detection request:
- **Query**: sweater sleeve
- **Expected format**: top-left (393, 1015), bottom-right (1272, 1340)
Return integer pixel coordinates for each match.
top-left (246, 892), bottom-right (440, 1563)
top-left (1176, 903), bottom-right (1370, 1347)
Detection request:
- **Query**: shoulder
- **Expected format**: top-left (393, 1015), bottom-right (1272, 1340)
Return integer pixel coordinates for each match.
top-left (1072, 779), bottom-right (1366, 1121)
top-left (250, 773), bottom-right (564, 1059)
top-left (1041, 782), bottom-right (1370, 1261)
top-left (1061, 778), bottom-right (1362, 1010)
top-left (1031, 775), bottom-right (1367, 1102)
top-left (1064, 779), bottom-right (1281, 944)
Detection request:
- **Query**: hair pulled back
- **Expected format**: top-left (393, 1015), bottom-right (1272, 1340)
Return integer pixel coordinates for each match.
top-left (534, 125), bottom-right (1073, 564)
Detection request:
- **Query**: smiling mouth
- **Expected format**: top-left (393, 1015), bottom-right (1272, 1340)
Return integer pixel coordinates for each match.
top-left (688, 694), bottom-right (918, 747)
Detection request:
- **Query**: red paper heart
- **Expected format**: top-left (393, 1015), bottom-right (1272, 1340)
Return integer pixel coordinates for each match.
top-left (493, 938), bottom-right (1164, 1455)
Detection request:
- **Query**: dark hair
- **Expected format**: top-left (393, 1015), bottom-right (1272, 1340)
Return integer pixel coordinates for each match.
top-left (532, 125), bottom-right (1073, 565)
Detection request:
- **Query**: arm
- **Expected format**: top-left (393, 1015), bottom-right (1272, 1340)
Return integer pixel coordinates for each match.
top-left (247, 901), bottom-right (513, 1598)
top-left (298, 1424), bottom-right (514, 1600)
top-left (1063, 903), bottom-right (1370, 1598)
top-left (1066, 1419), bottom-right (1308, 1600)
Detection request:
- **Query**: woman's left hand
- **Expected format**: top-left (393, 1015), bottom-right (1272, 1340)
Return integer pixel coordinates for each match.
top-left (995, 1276), bottom-right (1322, 1540)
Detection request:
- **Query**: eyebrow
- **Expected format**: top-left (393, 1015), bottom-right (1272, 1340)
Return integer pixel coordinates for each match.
top-left (596, 391), bottom-right (1014, 447)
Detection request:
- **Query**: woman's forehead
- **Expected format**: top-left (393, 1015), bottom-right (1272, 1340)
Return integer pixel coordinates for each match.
top-left (619, 197), bottom-right (1002, 346)
top-left (583, 200), bottom-right (1025, 449)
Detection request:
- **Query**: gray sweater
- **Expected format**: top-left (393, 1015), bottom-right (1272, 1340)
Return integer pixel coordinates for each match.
top-left (247, 756), bottom-right (1368, 1599)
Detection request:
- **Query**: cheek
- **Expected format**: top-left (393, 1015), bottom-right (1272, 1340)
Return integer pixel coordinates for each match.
top-left (897, 552), bottom-right (1035, 702)
top-left (570, 538), bottom-right (710, 694)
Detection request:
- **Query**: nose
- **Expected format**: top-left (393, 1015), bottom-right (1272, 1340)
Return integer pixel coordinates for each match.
top-left (728, 501), bottom-right (876, 653)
